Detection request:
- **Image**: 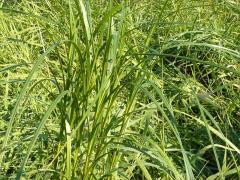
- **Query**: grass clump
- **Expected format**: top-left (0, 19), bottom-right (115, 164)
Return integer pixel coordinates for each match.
top-left (0, 0), bottom-right (240, 179)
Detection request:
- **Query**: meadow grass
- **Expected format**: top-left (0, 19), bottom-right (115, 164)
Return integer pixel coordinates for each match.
top-left (0, 0), bottom-right (240, 179)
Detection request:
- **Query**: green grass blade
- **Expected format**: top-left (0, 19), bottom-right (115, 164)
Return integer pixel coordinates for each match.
top-left (16, 90), bottom-right (68, 179)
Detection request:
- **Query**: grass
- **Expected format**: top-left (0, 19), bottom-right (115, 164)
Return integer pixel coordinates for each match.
top-left (0, 0), bottom-right (240, 179)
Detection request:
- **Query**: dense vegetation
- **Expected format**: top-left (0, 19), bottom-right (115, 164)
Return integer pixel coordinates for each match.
top-left (0, 0), bottom-right (240, 179)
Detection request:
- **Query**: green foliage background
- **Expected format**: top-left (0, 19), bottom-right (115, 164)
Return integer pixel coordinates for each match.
top-left (0, 0), bottom-right (239, 179)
